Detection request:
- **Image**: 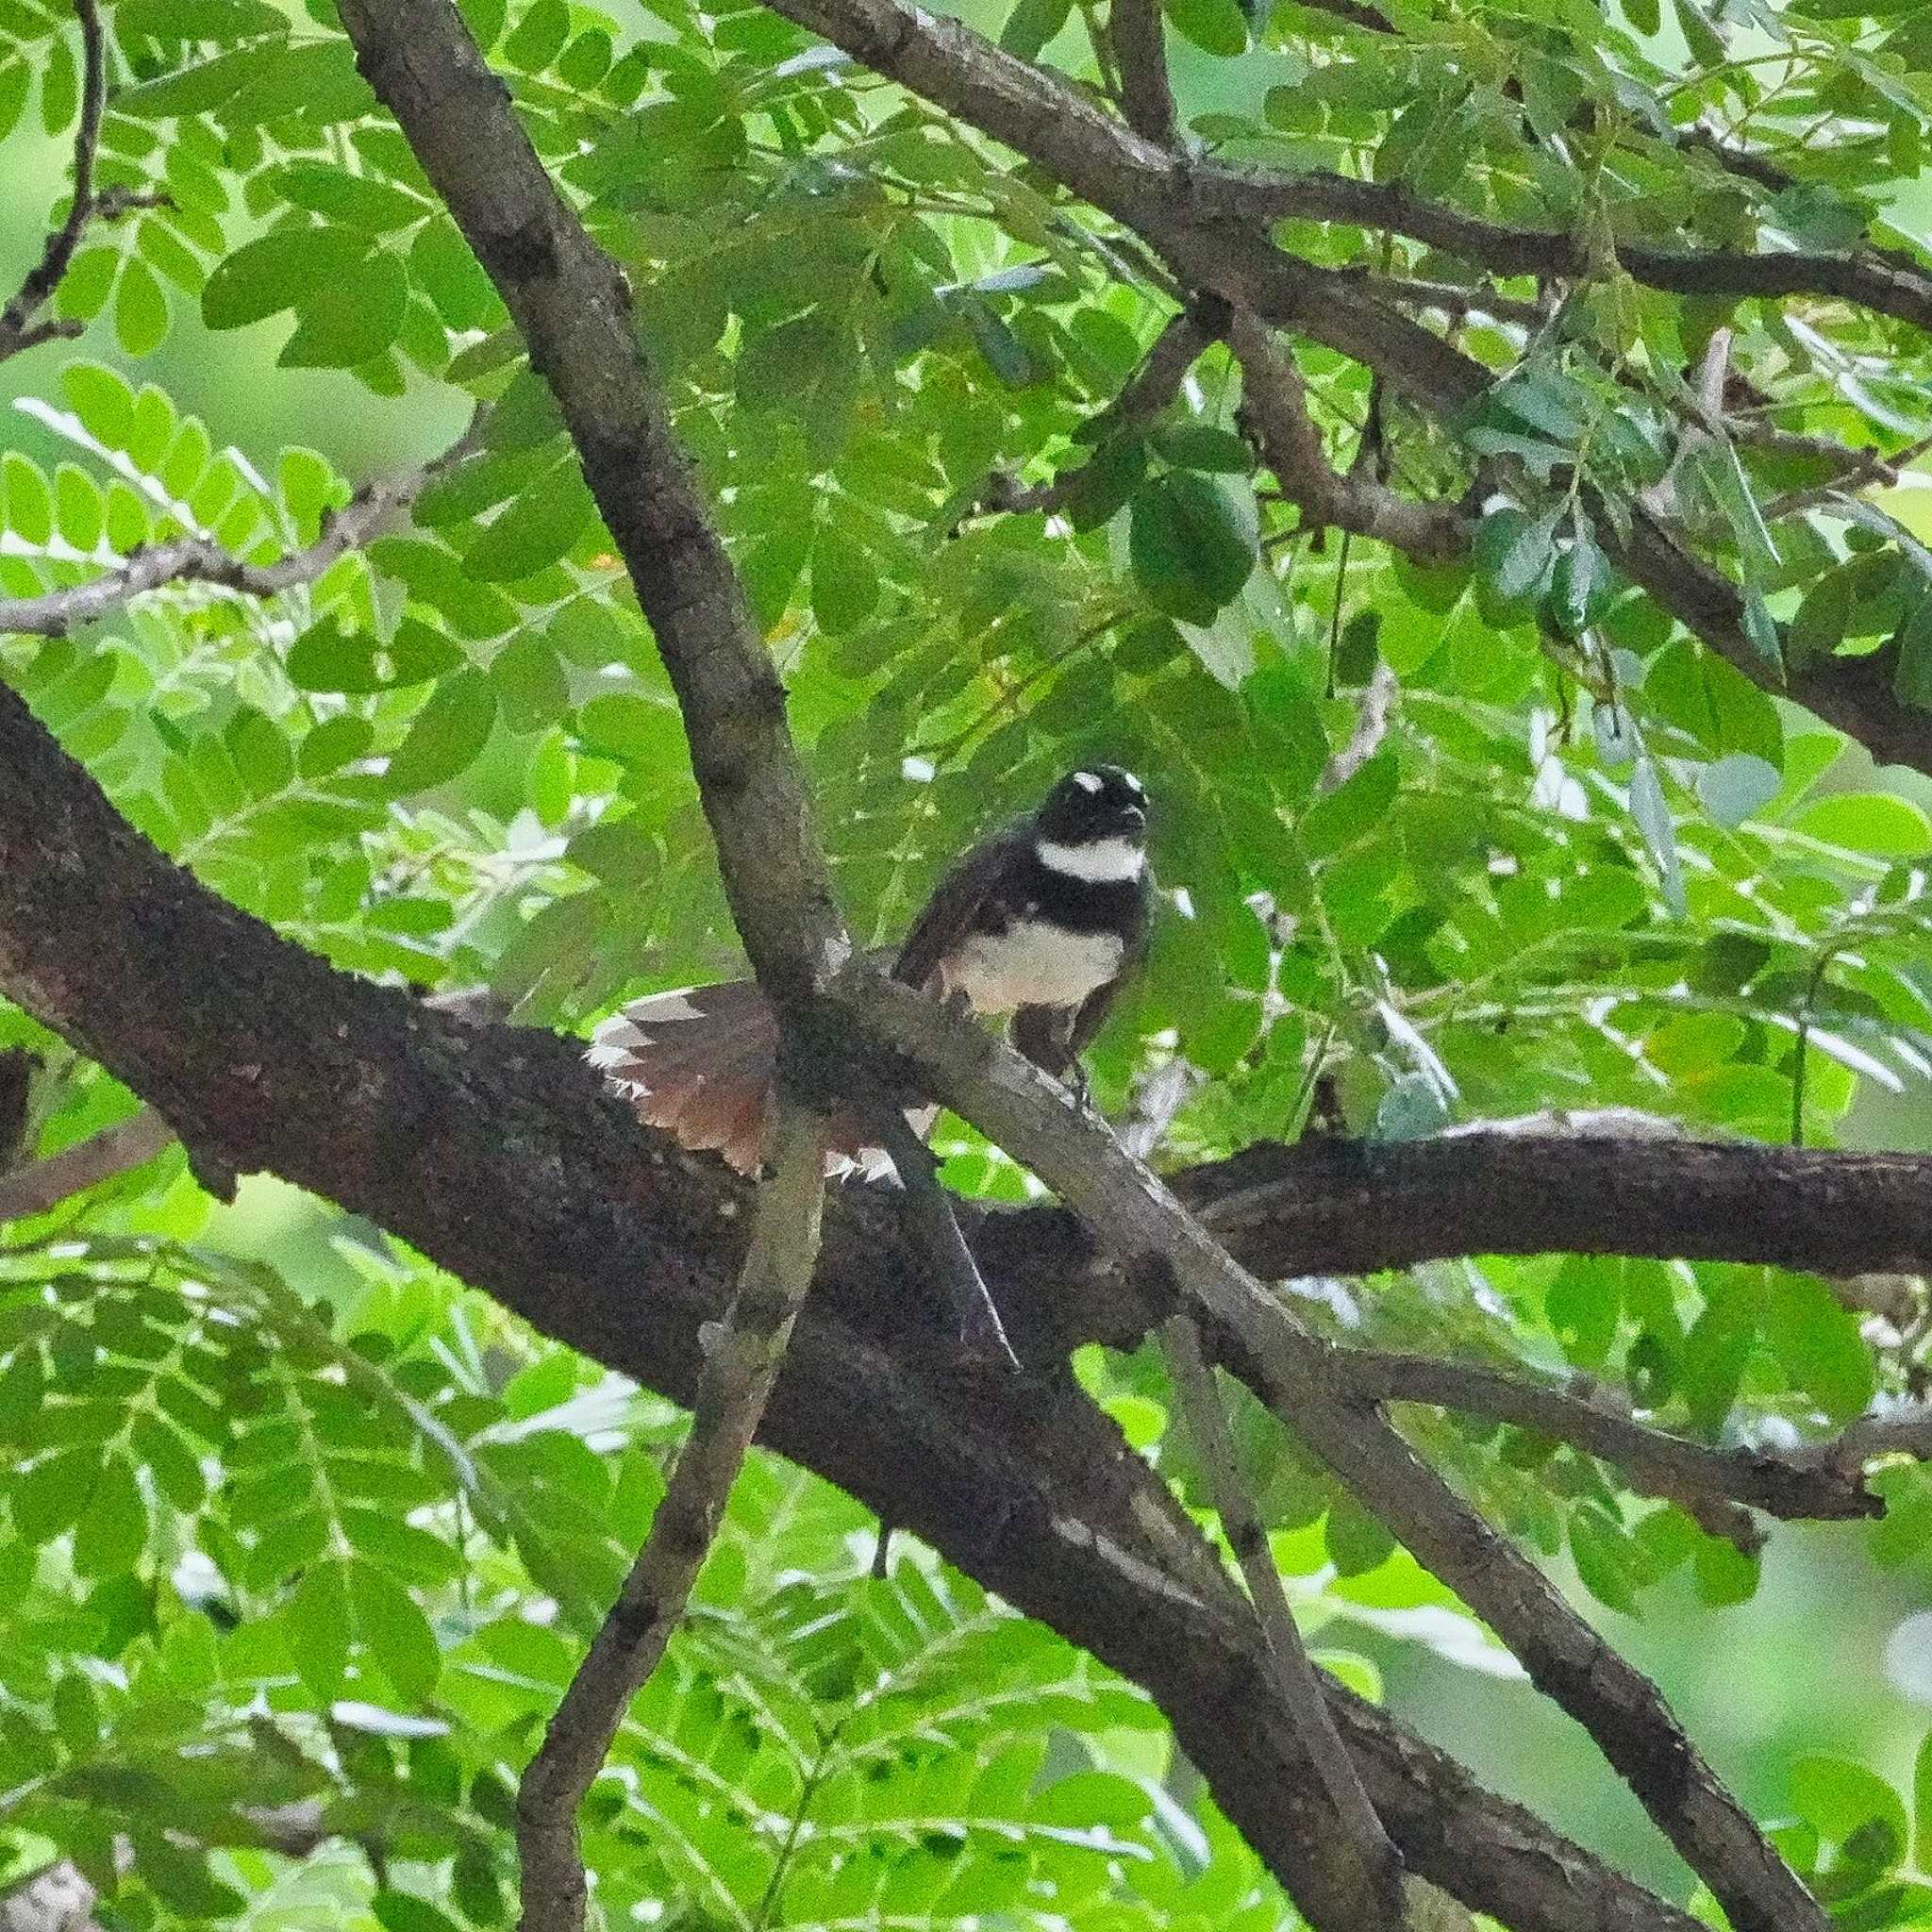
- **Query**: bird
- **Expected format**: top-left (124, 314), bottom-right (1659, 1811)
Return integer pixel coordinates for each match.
top-left (587, 763), bottom-right (1155, 1175)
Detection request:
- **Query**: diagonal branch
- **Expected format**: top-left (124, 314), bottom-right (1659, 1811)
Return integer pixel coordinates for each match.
top-left (0, 674), bottom-right (1717, 1932)
top-left (515, 1100), bottom-right (831, 1932)
top-left (1163, 1312), bottom-right (1411, 1926)
top-left (0, 0), bottom-right (105, 365)
top-left (0, 416), bottom-right (484, 641)
top-left (748, 0), bottom-right (1932, 779)
top-left (1228, 309), bottom-right (1469, 562)
top-left (337, 0), bottom-right (842, 1008)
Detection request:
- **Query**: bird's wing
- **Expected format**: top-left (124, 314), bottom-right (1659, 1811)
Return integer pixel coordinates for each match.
top-left (890, 828), bottom-right (1024, 992)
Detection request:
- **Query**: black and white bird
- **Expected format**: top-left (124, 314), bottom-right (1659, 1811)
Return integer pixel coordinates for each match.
top-left (588, 764), bottom-right (1154, 1174)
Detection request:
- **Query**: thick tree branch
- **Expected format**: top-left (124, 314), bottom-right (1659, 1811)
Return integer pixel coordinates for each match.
top-left (0, 0), bottom-right (104, 365)
top-left (0, 677), bottom-right (1716, 1932)
top-left (1107, 0), bottom-right (1176, 148)
top-left (0, 419), bottom-right (483, 641)
top-left (516, 1103), bottom-right (831, 1932)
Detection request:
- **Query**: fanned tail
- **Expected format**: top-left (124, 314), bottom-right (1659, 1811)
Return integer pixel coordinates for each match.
top-left (588, 981), bottom-right (928, 1179)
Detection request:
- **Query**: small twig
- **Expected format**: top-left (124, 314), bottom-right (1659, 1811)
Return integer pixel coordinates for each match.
top-left (0, 411), bottom-right (486, 639)
top-left (1325, 1346), bottom-right (1885, 1550)
top-left (969, 308), bottom-right (1209, 519)
top-left (0, 0), bottom-right (105, 365)
top-left (1164, 1311), bottom-right (1410, 1925)
top-left (1317, 658), bottom-right (1396, 794)
top-left (0, 1109), bottom-right (175, 1224)
top-left (514, 1101), bottom-right (832, 1932)
top-left (1108, 0), bottom-right (1177, 148)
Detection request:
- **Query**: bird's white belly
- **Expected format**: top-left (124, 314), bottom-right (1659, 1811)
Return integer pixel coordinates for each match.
top-left (944, 922), bottom-right (1124, 1015)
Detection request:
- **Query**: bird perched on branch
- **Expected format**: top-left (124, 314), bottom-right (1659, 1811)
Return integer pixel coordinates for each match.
top-left (588, 764), bottom-right (1154, 1175)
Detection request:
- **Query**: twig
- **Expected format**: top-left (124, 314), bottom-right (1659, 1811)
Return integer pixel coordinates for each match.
top-left (0, 1109), bottom-right (174, 1223)
top-left (1327, 1347), bottom-right (1881, 1550)
top-left (1317, 659), bottom-right (1398, 794)
top-left (1228, 311), bottom-right (1469, 563)
top-left (1163, 1311), bottom-right (1410, 1925)
top-left (514, 1101), bottom-right (832, 1932)
top-left (970, 308), bottom-right (1209, 518)
top-left (0, 0), bottom-right (105, 365)
top-left (0, 414), bottom-right (486, 640)
top-left (1108, 0), bottom-right (1177, 148)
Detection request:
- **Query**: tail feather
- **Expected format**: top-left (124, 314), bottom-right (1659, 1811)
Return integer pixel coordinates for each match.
top-left (588, 979), bottom-right (925, 1179)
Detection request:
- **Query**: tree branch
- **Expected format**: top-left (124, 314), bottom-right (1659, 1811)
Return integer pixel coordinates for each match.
top-left (515, 1102), bottom-right (831, 1932)
top-left (1229, 310), bottom-right (1469, 562)
top-left (0, 1108), bottom-right (174, 1223)
top-left (1163, 1312), bottom-right (1411, 1926)
top-left (0, 0), bottom-right (104, 366)
top-left (337, 0), bottom-right (842, 1008)
top-left (1107, 0), bottom-right (1176, 148)
top-left (1208, 167), bottom-right (1932, 338)
top-left (0, 641), bottom-right (1720, 1932)
top-left (0, 418), bottom-right (483, 641)
top-left (743, 0), bottom-right (1932, 781)
top-left (1329, 1347), bottom-right (1881, 1552)
top-left (834, 971), bottom-right (1824, 1932)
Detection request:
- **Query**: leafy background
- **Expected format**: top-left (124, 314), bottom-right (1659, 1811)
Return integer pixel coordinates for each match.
top-left (7, 0), bottom-right (1932, 1924)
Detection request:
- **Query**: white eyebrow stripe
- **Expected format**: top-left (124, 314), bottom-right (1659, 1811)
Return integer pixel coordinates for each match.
top-left (1071, 770), bottom-right (1103, 792)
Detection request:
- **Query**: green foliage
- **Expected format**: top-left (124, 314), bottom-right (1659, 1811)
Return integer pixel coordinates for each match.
top-left (8, 0), bottom-right (1932, 1918)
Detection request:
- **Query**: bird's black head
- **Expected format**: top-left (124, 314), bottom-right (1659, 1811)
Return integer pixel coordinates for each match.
top-left (1033, 764), bottom-right (1150, 855)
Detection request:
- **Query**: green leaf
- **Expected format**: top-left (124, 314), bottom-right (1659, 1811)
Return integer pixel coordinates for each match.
top-left (1162, 0), bottom-right (1248, 58)
top-left (351, 1561), bottom-right (441, 1703)
top-left (279, 251), bottom-right (408, 369)
top-left (1791, 1755), bottom-right (1908, 1868)
top-left (1788, 792), bottom-right (1932, 858)
top-left (203, 225), bottom-right (370, 330)
top-left (382, 670), bottom-right (496, 794)
top-left (116, 42), bottom-right (289, 119)
top-left (287, 1559), bottom-right (353, 1705)
top-left (736, 310), bottom-right (860, 466)
top-left (463, 461), bottom-right (598, 583)
top-left (114, 257), bottom-right (170, 358)
top-left (1474, 504), bottom-right (1558, 608)
top-left (998, 0), bottom-right (1074, 58)
top-left (11, 1446), bottom-right (100, 1542)
top-left (1128, 472), bottom-right (1257, 623)
top-left (1151, 422), bottom-right (1252, 474)
top-left (1764, 1274), bottom-right (1875, 1424)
